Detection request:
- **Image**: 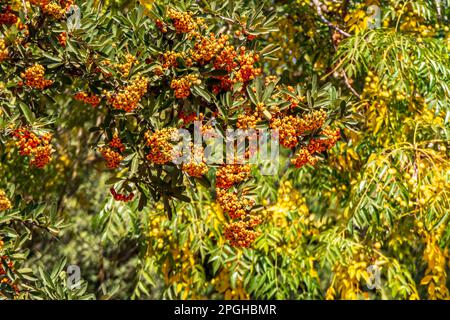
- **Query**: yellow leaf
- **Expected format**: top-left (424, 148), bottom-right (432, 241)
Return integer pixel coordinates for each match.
top-left (138, 0), bottom-right (155, 15)
top-left (421, 275), bottom-right (433, 285)
top-left (182, 288), bottom-right (189, 300)
top-left (138, 0), bottom-right (154, 9)
top-left (373, 117), bottom-right (383, 135)
top-left (348, 148), bottom-right (360, 161)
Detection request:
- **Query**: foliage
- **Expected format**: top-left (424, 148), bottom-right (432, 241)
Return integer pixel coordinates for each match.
top-left (0, 0), bottom-right (449, 300)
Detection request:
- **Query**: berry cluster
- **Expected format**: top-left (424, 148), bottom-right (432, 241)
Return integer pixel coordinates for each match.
top-left (270, 115), bottom-right (300, 148)
top-left (308, 127), bottom-right (341, 154)
top-left (214, 45), bottom-right (238, 72)
top-left (12, 128), bottom-right (53, 168)
top-left (178, 109), bottom-right (198, 125)
top-left (0, 255), bottom-right (19, 296)
top-left (110, 187), bottom-right (134, 202)
top-left (265, 75), bottom-right (278, 86)
top-left (74, 91), bottom-right (101, 107)
top-left (28, 0), bottom-right (66, 19)
top-left (99, 133), bottom-right (125, 169)
top-left (99, 148), bottom-right (123, 169)
top-left (57, 32), bottom-right (67, 47)
top-left (234, 49), bottom-right (261, 83)
top-left (0, 6), bottom-right (27, 44)
top-left (216, 188), bottom-right (255, 219)
top-left (0, 39), bottom-right (8, 62)
top-left (0, 189), bottom-right (12, 211)
top-left (291, 147), bottom-right (318, 168)
top-left (116, 53), bottom-right (137, 77)
top-left (162, 51), bottom-right (184, 69)
top-left (270, 110), bottom-right (327, 148)
top-left (212, 76), bottom-right (233, 95)
top-left (214, 59), bottom-right (261, 94)
top-left (156, 10), bottom-right (263, 99)
top-left (291, 127), bottom-right (340, 168)
top-left (362, 71), bottom-right (381, 98)
top-left (106, 76), bottom-right (148, 112)
top-left (215, 163), bottom-right (261, 247)
top-left (284, 85), bottom-right (306, 108)
top-left (157, 9), bottom-right (262, 96)
top-left (145, 128), bottom-right (180, 164)
top-left (362, 71), bottom-right (406, 102)
top-left (393, 3), bottom-right (436, 38)
top-left (155, 19), bottom-right (167, 33)
top-left (20, 64), bottom-right (53, 90)
top-left (297, 110), bottom-right (327, 135)
top-left (237, 108), bottom-right (261, 129)
top-left (168, 8), bottom-right (197, 34)
top-left (211, 45), bottom-right (261, 90)
top-left (191, 34), bottom-right (229, 64)
top-left (224, 221), bottom-right (260, 248)
top-left (181, 144), bottom-right (208, 177)
top-left (215, 164), bottom-right (251, 189)
top-left (182, 161), bottom-right (208, 177)
top-left (59, 0), bottom-right (74, 9)
top-left (109, 133), bottom-right (125, 153)
top-left (0, 256), bottom-right (14, 275)
top-left (170, 74), bottom-right (200, 99)
top-left (0, 6), bottom-right (18, 25)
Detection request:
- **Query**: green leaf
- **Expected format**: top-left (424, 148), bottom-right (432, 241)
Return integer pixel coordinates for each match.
top-left (18, 102), bottom-right (35, 124)
top-left (192, 85), bottom-right (212, 103)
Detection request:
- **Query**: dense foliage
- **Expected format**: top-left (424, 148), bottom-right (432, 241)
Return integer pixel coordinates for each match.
top-left (0, 0), bottom-right (449, 300)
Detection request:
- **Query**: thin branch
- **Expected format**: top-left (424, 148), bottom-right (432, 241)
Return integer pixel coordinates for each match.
top-left (203, 9), bottom-right (239, 26)
top-left (435, 0), bottom-right (442, 20)
top-left (341, 66), bottom-right (361, 99)
top-left (341, 0), bottom-right (349, 19)
top-left (22, 0), bottom-right (28, 18)
top-left (10, 218), bottom-right (59, 239)
top-left (311, 0), bottom-right (351, 37)
top-left (329, 37), bottom-right (362, 99)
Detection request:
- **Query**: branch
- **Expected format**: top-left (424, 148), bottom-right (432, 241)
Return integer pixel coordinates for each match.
top-left (10, 218), bottom-right (59, 239)
top-left (328, 33), bottom-right (362, 99)
top-left (341, 66), bottom-right (361, 99)
top-left (22, 0), bottom-right (28, 18)
top-left (203, 8), bottom-right (239, 26)
top-left (435, 0), bottom-right (442, 20)
top-left (311, 0), bottom-right (351, 38)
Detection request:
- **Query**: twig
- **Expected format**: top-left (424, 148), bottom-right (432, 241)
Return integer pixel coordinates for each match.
top-left (22, 0), bottom-right (28, 18)
top-left (341, 0), bottom-right (349, 19)
top-left (328, 29), bottom-right (361, 99)
top-left (204, 8), bottom-right (239, 26)
top-left (341, 65), bottom-right (361, 99)
top-left (435, 0), bottom-right (442, 20)
top-left (311, 0), bottom-right (351, 37)
top-left (10, 218), bottom-right (59, 239)
top-left (218, 15), bottom-right (237, 25)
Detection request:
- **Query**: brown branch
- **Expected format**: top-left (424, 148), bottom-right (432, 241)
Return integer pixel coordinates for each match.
top-left (341, 65), bottom-right (361, 99)
top-left (435, 0), bottom-right (442, 20)
top-left (312, 0), bottom-right (351, 38)
top-left (22, 0), bottom-right (28, 18)
top-left (328, 31), bottom-right (362, 99)
top-left (9, 218), bottom-right (59, 239)
top-left (342, 0), bottom-right (349, 19)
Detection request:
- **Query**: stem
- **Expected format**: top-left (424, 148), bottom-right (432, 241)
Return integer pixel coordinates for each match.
top-left (311, 0), bottom-right (351, 38)
top-left (435, 0), bottom-right (442, 20)
top-left (22, 0), bottom-right (28, 18)
top-left (341, 66), bottom-right (361, 99)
